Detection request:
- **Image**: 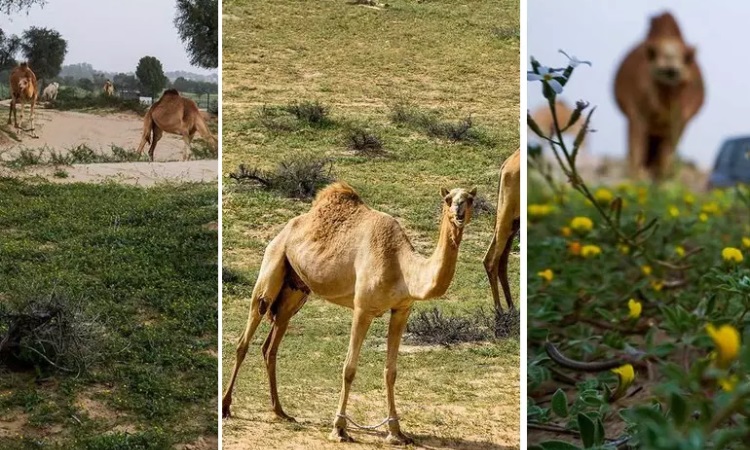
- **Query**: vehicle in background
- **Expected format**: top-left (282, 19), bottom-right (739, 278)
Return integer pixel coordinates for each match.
top-left (707, 136), bottom-right (750, 189)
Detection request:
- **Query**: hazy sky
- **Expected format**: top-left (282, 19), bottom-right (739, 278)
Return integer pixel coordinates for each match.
top-left (2, 0), bottom-right (216, 75)
top-left (528, 1), bottom-right (749, 170)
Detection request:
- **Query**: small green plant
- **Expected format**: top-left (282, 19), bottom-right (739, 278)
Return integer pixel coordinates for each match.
top-left (282, 100), bottom-right (332, 127)
top-left (52, 169), bottom-right (68, 178)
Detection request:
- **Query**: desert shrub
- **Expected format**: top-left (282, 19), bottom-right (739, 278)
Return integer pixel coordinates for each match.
top-left (472, 193), bottom-right (495, 216)
top-left (282, 100), bottom-right (332, 127)
top-left (229, 155), bottom-right (335, 200)
top-left (406, 307), bottom-right (500, 345)
top-left (48, 87), bottom-right (146, 114)
top-left (3, 148), bottom-right (44, 169)
top-left (258, 105), bottom-right (299, 132)
top-left (425, 115), bottom-right (475, 142)
top-left (0, 293), bottom-right (105, 374)
top-left (345, 127), bottom-right (384, 156)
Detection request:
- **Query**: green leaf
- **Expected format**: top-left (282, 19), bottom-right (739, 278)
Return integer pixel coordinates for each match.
top-left (551, 389), bottom-right (569, 418)
top-left (670, 392), bottom-right (687, 426)
top-left (577, 413), bottom-right (596, 448)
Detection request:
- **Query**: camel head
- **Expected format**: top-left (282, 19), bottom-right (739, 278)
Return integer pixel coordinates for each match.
top-left (645, 13), bottom-right (695, 86)
top-left (440, 187), bottom-right (477, 229)
top-left (17, 77), bottom-right (30, 92)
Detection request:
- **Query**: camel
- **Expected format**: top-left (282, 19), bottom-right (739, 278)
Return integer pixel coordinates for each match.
top-left (483, 149), bottom-right (520, 311)
top-left (529, 100), bottom-right (587, 151)
top-left (7, 62), bottom-right (38, 137)
top-left (42, 82), bottom-right (59, 101)
top-left (103, 80), bottom-right (114, 96)
top-left (222, 182), bottom-right (477, 445)
top-left (614, 11), bottom-right (704, 181)
top-left (136, 89), bottom-right (217, 161)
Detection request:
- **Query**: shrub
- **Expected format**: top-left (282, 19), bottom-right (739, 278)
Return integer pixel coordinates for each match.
top-left (229, 155), bottom-right (335, 200)
top-left (48, 87), bottom-right (146, 114)
top-left (282, 100), bottom-right (332, 127)
top-left (406, 307), bottom-right (493, 345)
top-left (345, 127), bottom-right (384, 156)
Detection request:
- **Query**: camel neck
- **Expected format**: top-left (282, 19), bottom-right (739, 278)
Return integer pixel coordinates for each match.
top-left (408, 207), bottom-right (462, 300)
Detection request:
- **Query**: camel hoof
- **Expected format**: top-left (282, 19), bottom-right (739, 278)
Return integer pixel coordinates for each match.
top-left (329, 427), bottom-right (354, 443)
top-left (385, 432), bottom-right (414, 446)
top-left (274, 410), bottom-right (297, 422)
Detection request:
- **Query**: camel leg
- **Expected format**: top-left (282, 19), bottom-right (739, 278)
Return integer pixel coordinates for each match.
top-left (222, 233), bottom-right (289, 418)
top-left (330, 308), bottom-right (374, 443)
top-left (497, 220), bottom-right (520, 310)
top-left (485, 217), bottom-right (516, 311)
top-left (148, 127), bottom-right (163, 162)
top-left (7, 96), bottom-right (14, 126)
top-left (261, 286), bottom-right (307, 421)
top-left (383, 307), bottom-right (413, 445)
top-left (29, 98), bottom-right (36, 138)
top-left (627, 119), bottom-right (648, 181)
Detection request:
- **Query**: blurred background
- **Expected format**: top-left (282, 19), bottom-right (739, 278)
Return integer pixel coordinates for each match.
top-left (528, 1), bottom-right (750, 181)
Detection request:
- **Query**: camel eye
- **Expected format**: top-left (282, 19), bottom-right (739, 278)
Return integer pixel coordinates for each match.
top-left (646, 46), bottom-right (656, 61)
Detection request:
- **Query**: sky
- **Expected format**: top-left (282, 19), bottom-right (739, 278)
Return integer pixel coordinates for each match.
top-left (528, 1), bottom-right (750, 170)
top-left (2, 0), bottom-right (216, 75)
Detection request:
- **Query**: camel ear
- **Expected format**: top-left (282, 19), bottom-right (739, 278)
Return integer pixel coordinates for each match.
top-left (440, 187), bottom-right (451, 205)
top-left (469, 187), bottom-right (477, 197)
top-left (684, 46), bottom-right (696, 64)
top-left (440, 187), bottom-right (449, 197)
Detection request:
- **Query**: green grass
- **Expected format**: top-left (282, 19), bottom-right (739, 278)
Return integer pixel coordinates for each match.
top-left (222, 0), bottom-right (520, 448)
top-left (0, 179), bottom-right (218, 448)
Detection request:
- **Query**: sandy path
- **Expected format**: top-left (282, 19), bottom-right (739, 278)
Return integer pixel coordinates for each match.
top-left (1, 103), bottom-right (185, 161)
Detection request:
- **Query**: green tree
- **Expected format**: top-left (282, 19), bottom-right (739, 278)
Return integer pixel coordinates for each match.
top-left (0, 29), bottom-right (20, 70)
top-left (77, 78), bottom-right (93, 92)
top-left (113, 73), bottom-right (139, 93)
top-left (0, 0), bottom-right (46, 15)
top-left (174, 0), bottom-right (218, 69)
top-left (135, 56), bottom-right (168, 98)
top-left (21, 27), bottom-right (67, 83)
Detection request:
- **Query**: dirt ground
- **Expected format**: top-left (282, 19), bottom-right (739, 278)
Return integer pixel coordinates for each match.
top-left (0, 103), bottom-right (218, 185)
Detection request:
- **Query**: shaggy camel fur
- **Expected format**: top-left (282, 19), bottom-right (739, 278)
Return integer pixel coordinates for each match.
top-left (483, 149), bottom-right (520, 311)
top-left (614, 12), bottom-right (704, 181)
top-left (7, 63), bottom-right (38, 136)
top-left (103, 80), bottom-right (114, 96)
top-left (136, 89), bottom-right (217, 161)
top-left (222, 182), bottom-right (477, 445)
top-left (42, 82), bottom-right (59, 101)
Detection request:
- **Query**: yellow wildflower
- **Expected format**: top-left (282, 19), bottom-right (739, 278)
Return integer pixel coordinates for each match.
top-left (722, 247), bottom-right (744, 264)
top-left (699, 213), bottom-right (709, 222)
top-left (561, 226), bottom-right (572, 237)
top-left (668, 206), bottom-right (679, 218)
top-left (641, 265), bottom-right (652, 276)
top-left (651, 280), bottom-right (663, 292)
top-left (594, 188), bottom-right (613, 204)
top-left (628, 299), bottom-right (642, 319)
top-left (719, 375), bottom-right (739, 392)
top-left (706, 324), bottom-right (741, 369)
top-left (743, 237), bottom-right (750, 249)
top-left (529, 204), bottom-right (553, 218)
top-left (684, 193), bottom-right (695, 205)
top-left (610, 364), bottom-right (636, 399)
top-left (570, 216), bottom-right (594, 233)
top-left (618, 244), bottom-right (630, 255)
top-left (675, 246), bottom-right (685, 257)
top-left (538, 269), bottom-right (554, 282)
top-left (581, 244), bottom-right (602, 258)
top-left (702, 202), bottom-right (720, 215)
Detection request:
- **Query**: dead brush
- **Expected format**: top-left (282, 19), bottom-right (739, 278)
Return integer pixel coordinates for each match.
top-left (406, 307), bottom-right (492, 345)
top-left (282, 100), bottom-right (332, 127)
top-left (229, 155), bottom-right (336, 200)
top-left (346, 127), bottom-right (385, 156)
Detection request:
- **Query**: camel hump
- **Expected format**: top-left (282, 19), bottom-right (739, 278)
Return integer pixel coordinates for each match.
top-left (20, 62), bottom-right (28, 68)
top-left (647, 12), bottom-right (682, 39)
top-left (161, 89), bottom-right (180, 98)
top-left (313, 181), bottom-right (362, 206)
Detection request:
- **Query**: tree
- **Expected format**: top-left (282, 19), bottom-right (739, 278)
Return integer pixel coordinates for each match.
top-left (1, 0), bottom-right (46, 15)
top-left (0, 29), bottom-right (20, 70)
top-left (77, 78), bottom-right (93, 92)
top-left (113, 73), bottom-right (139, 93)
top-left (136, 56), bottom-right (168, 98)
top-left (21, 27), bottom-right (67, 82)
top-left (174, 0), bottom-right (218, 69)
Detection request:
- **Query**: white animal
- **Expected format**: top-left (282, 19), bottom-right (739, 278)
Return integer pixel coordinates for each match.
top-left (42, 82), bottom-right (59, 101)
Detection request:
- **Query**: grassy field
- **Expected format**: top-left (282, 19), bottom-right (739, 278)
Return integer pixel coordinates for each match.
top-left (222, 0), bottom-right (520, 449)
top-left (0, 178), bottom-right (218, 449)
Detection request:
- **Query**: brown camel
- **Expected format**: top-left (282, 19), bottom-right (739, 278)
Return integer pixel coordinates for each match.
top-left (222, 182), bottom-right (477, 445)
top-left (529, 100), bottom-right (586, 151)
top-left (614, 12), bottom-right (704, 181)
top-left (103, 80), bottom-right (114, 96)
top-left (483, 149), bottom-right (520, 311)
top-left (136, 89), bottom-right (217, 161)
top-left (7, 62), bottom-right (38, 137)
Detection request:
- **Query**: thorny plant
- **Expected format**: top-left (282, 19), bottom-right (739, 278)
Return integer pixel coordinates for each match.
top-left (527, 51), bottom-right (750, 450)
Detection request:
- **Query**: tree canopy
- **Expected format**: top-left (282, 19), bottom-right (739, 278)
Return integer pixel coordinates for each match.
top-left (0, 29), bottom-right (20, 70)
top-left (174, 0), bottom-right (218, 69)
top-left (0, 0), bottom-right (46, 15)
top-left (21, 26), bottom-right (67, 81)
top-left (136, 56), bottom-right (168, 98)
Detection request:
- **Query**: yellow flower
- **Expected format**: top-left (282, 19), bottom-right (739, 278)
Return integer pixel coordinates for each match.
top-left (706, 323), bottom-right (741, 369)
top-left (570, 216), bottom-right (594, 233)
top-left (610, 364), bottom-right (636, 399)
top-left (641, 265), bottom-right (652, 276)
top-left (568, 241), bottom-right (582, 256)
top-left (618, 244), bottom-right (630, 255)
top-left (581, 245), bottom-right (601, 258)
top-left (594, 188), bottom-right (613, 204)
top-left (743, 237), bottom-right (750, 249)
top-left (561, 226), bottom-right (572, 237)
top-left (628, 299), bottom-right (642, 319)
top-left (538, 269), bottom-right (554, 282)
top-left (675, 246), bottom-right (685, 257)
top-left (684, 193), bottom-right (695, 205)
top-left (699, 213), bottom-right (709, 222)
top-left (719, 375), bottom-right (739, 392)
top-left (702, 202), bottom-right (720, 215)
top-left (668, 206), bottom-right (679, 218)
top-left (651, 280), bottom-right (663, 292)
top-left (529, 204), bottom-right (553, 218)
top-left (722, 247), bottom-right (744, 264)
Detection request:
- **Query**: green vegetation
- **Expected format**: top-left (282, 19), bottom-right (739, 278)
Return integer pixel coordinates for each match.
top-left (0, 179), bottom-right (218, 448)
top-left (222, 0), bottom-right (519, 448)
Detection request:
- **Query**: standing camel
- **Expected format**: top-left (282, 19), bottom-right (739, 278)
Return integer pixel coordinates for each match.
top-left (103, 79), bottom-right (114, 96)
top-left (483, 149), bottom-right (520, 310)
top-left (7, 62), bottom-right (38, 137)
top-left (136, 89), bottom-right (217, 161)
top-left (222, 182), bottom-right (477, 445)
